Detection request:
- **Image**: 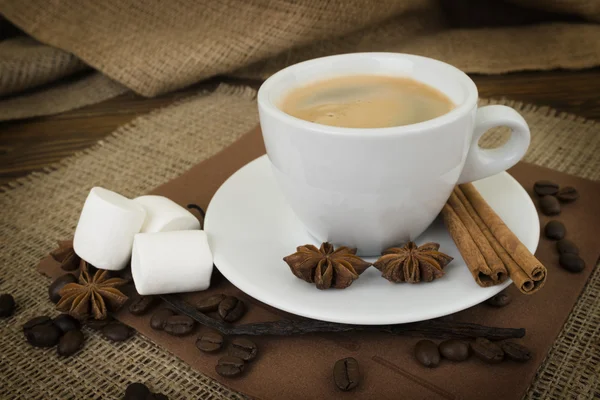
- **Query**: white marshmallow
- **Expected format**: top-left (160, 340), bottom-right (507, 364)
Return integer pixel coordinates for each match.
top-left (133, 195), bottom-right (200, 233)
top-left (131, 230), bottom-right (213, 295)
top-left (73, 187), bottom-right (146, 271)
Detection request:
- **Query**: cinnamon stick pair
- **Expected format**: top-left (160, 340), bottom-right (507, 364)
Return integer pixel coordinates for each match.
top-left (442, 183), bottom-right (546, 294)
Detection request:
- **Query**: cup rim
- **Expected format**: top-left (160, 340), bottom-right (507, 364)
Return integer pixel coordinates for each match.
top-left (257, 52), bottom-right (479, 136)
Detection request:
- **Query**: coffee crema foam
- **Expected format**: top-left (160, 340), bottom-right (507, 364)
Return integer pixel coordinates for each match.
top-left (279, 75), bottom-right (455, 128)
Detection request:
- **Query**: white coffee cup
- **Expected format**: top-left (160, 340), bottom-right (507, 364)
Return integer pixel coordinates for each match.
top-left (257, 53), bottom-right (530, 256)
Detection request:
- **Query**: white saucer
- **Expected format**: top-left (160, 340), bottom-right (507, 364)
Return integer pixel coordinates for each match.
top-left (204, 155), bottom-right (539, 325)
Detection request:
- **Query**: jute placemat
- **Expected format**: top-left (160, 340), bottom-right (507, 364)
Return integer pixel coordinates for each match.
top-left (0, 85), bottom-right (598, 399)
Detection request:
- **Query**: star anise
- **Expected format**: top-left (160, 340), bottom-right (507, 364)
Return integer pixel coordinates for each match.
top-left (50, 240), bottom-right (81, 271)
top-left (283, 242), bottom-right (371, 289)
top-left (374, 242), bottom-right (453, 283)
top-left (56, 262), bottom-right (128, 320)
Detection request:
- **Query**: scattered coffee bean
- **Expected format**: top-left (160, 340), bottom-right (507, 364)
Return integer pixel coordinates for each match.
top-left (218, 296), bottom-right (245, 322)
top-left (470, 337), bottom-right (504, 364)
top-left (333, 357), bottom-right (360, 391)
top-left (559, 253), bottom-right (585, 273)
top-left (196, 332), bottom-right (224, 353)
top-left (128, 294), bottom-right (156, 316)
top-left (124, 382), bottom-right (150, 400)
top-left (501, 341), bottom-right (531, 362)
top-left (57, 329), bottom-right (84, 357)
top-left (150, 309), bottom-right (176, 330)
top-left (48, 273), bottom-right (77, 303)
top-left (53, 314), bottom-right (81, 334)
top-left (556, 186), bottom-right (579, 203)
top-left (485, 291), bottom-right (511, 307)
top-left (164, 315), bottom-right (195, 336)
top-left (86, 316), bottom-right (114, 330)
top-left (539, 195), bottom-right (561, 216)
top-left (102, 322), bottom-right (134, 342)
top-left (533, 180), bottom-right (559, 196)
top-left (414, 340), bottom-right (440, 368)
top-left (439, 339), bottom-right (470, 362)
top-left (230, 338), bottom-right (257, 361)
top-left (23, 316), bottom-right (52, 330)
top-left (557, 239), bottom-right (579, 255)
top-left (215, 355), bottom-right (245, 377)
top-left (23, 316), bottom-right (62, 348)
top-left (196, 294), bottom-right (226, 312)
top-left (544, 220), bottom-right (566, 240)
top-left (0, 293), bottom-right (16, 318)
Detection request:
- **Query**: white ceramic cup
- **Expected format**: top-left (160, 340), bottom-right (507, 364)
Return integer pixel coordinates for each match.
top-left (257, 53), bottom-right (530, 256)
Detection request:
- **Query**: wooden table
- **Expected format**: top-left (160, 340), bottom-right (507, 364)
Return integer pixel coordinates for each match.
top-left (1, 69), bottom-right (599, 187)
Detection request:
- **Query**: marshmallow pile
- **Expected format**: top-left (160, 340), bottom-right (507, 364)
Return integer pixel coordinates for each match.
top-left (73, 187), bottom-right (213, 295)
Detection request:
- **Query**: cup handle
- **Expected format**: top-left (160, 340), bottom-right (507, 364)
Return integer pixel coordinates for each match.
top-left (457, 105), bottom-right (530, 184)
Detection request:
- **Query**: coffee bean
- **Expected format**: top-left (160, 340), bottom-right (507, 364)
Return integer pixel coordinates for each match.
top-left (333, 357), bottom-right (360, 391)
top-left (164, 315), bottom-right (195, 336)
top-left (485, 291), bottom-right (511, 307)
top-left (196, 294), bottom-right (226, 312)
top-left (150, 309), bottom-right (176, 330)
top-left (559, 253), bottom-right (585, 273)
top-left (439, 339), bottom-right (470, 361)
top-left (23, 316), bottom-right (52, 331)
top-left (501, 341), bottom-right (531, 362)
top-left (556, 186), bottom-right (579, 203)
top-left (557, 239), bottom-right (579, 255)
top-left (86, 316), bottom-right (114, 330)
top-left (544, 220), bottom-right (566, 240)
top-left (215, 355), bottom-right (245, 377)
top-left (23, 317), bottom-right (62, 348)
top-left (48, 273), bottom-right (77, 303)
top-left (230, 338), bottom-right (257, 361)
top-left (53, 314), bottom-right (81, 334)
top-left (414, 340), bottom-right (440, 368)
top-left (539, 195), bottom-right (561, 216)
top-left (470, 338), bottom-right (504, 364)
top-left (196, 332), bottom-right (224, 353)
top-left (0, 293), bottom-right (16, 318)
top-left (102, 322), bottom-right (134, 342)
top-left (533, 180), bottom-right (559, 196)
top-left (128, 294), bottom-right (156, 316)
top-left (218, 296), bottom-right (245, 322)
top-left (57, 329), bottom-right (84, 357)
top-left (124, 382), bottom-right (150, 400)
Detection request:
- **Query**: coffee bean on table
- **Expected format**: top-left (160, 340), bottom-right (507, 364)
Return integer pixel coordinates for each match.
top-left (164, 315), bottom-right (195, 336)
top-left (150, 309), bottom-right (176, 330)
top-left (539, 195), bottom-right (561, 216)
top-left (556, 239), bottom-right (579, 255)
top-left (86, 316), bottom-right (114, 330)
top-left (559, 253), bottom-right (586, 273)
top-left (196, 331), bottom-right (224, 353)
top-left (102, 322), bottom-right (134, 342)
top-left (230, 338), bottom-right (257, 361)
top-left (23, 316), bottom-right (62, 348)
top-left (533, 180), bottom-right (559, 196)
top-left (48, 273), bottom-right (78, 303)
top-left (218, 296), bottom-right (246, 322)
top-left (215, 355), bottom-right (245, 377)
top-left (23, 316), bottom-right (52, 330)
top-left (128, 294), bottom-right (156, 316)
top-left (53, 314), bottom-right (81, 334)
top-left (485, 291), bottom-right (511, 307)
top-left (414, 340), bottom-right (440, 368)
top-left (333, 357), bottom-right (360, 391)
top-left (544, 220), bottom-right (566, 240)
top-left (470, 337), bottom-right (504, 364)
top-left (124, 382), bottom-right (150, 400)
top-left (501, 341), bottom-right (531, 362)
top-left (0, 293), bottom-right (16, 318)
top-left (196, 294), bottom-right (226, 312)
top-left (57, 329), bottom-right (84, 357)
top-left (439, 339), bottom-right (470, 362)
top-left (556, 186), bottom-right (579, 203)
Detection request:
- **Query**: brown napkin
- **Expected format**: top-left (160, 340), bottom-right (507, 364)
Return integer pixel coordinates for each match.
top-left (38, 127), bottom-right (600, 400)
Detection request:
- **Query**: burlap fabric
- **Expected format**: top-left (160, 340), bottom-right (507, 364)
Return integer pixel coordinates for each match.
top-left (0, 85), bottom-right (598, 399)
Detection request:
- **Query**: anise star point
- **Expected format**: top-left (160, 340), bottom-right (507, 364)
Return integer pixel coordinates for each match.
top-left (50, 240), bottom-right (81, 271)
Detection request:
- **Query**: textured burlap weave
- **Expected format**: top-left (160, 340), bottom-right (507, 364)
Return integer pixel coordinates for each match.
top-left (0, 86), bottom-right (599, 399)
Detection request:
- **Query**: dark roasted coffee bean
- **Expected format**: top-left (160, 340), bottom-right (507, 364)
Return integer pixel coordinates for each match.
top-left (557, 239), bottom-right (579, 255)
top-left (559, 253), bottom-right (585, 273)
top-left (124, 382), bottom-right (150, 400)
top-left (544, 220), bottom-right (566, 240)
top-left (23, 317), bottom-right (62, 348)
top-left (53, 314), bottom-right (81, 334)
top-left (128, 295), bottom-right (156, 316)
top-left (556, 186), bottom-right (579, 203)
top-left (218, 296), bottom-right (245, 322)
top-left (164, 315), bottom-right (195, 336)
top-left (102, 322), bottom-right (134, 342)
top-left (86, 316), bottom-right (114, 330)
top-left (150, 309), bottom-right (176, 330)
top-left (57, 329), bottom-right (84, 357)
top-left (501, 341), bottom-right (531, 362)
top-left (439, 339), bottom-right (470, 361)
top-left (48, 273), bottom-right (77, 303)
top-left (230, 338), bottom-right (257, 361)
top-left (196, 294), bottom-right (226, 312)
top-left (414, 340), bottom-right (440, 368)
top-left (196, 332), bottom-right (224, 353)
top-left (0, 293), bottom-right (16, 318)
top-left (539, 195), bottom-right (560, 216)
top-left (471, 337), bottom-right (504, 364)
top-left (23, 316), bottom-right (52, 331)
top-left (533, 180), bottom-right (559, 196)
top-left (485, 291), bottom-right (511, 307)
top-left (333, 357), bottom-right (360, 391)
top-left (215, 355), bottom-right (245, 377)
